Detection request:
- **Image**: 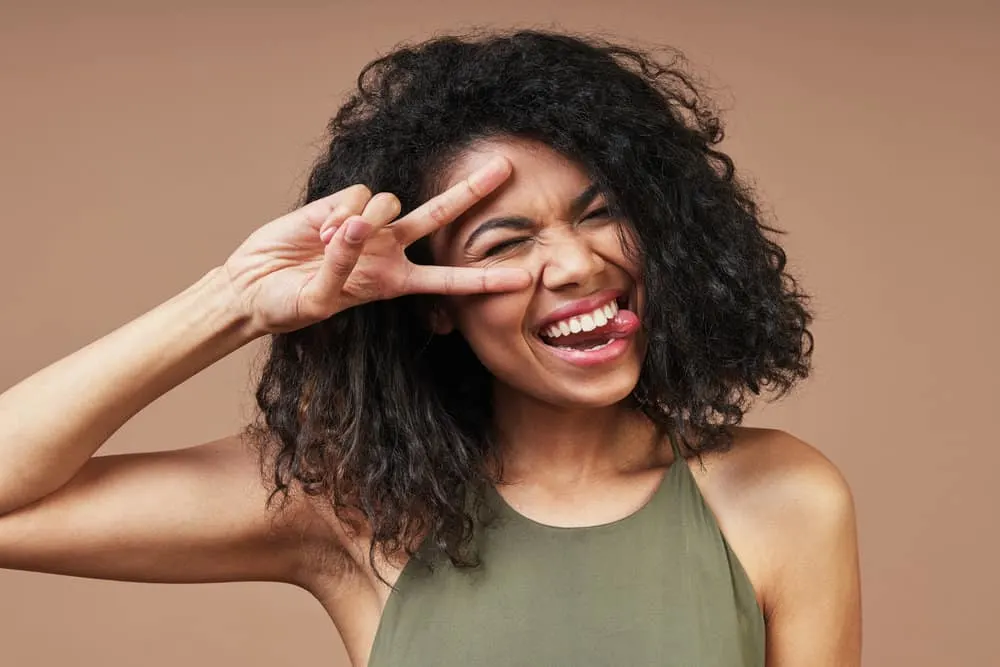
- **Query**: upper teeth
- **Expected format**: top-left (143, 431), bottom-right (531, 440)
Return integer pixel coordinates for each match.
top-left (542, 300), bottom-right (619, 338)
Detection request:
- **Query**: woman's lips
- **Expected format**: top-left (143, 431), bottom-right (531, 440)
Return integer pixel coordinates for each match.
top-left (540, 310), bottom-right (638, 346)
top-left (536, 309), bottom-right (641, 368)
top-left (534, 288), bottom-right (625, 331)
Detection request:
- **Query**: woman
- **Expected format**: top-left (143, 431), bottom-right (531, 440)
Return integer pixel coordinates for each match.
top-left (0, 29), bottom-right (860, 666)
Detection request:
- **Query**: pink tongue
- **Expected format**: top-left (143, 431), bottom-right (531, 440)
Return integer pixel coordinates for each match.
top-left (542, 310), bottom-right (640, 346)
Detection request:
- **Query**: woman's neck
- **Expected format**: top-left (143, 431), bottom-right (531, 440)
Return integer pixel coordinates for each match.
top-left (489, 383), bottom-right (667, 485)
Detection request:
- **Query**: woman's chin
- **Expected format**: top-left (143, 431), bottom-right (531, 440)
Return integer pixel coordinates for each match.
top-left (499, 371), bottom-right (641, 411)
top-left (553, 385), bottom-right (638, 410)
top-left (485, 335), bottom-right (645, 410)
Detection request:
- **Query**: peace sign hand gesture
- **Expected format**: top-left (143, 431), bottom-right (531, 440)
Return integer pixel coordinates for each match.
top-left (222, 157), bottom-right (527, 336)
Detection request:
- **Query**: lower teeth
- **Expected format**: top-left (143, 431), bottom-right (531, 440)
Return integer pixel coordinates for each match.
top-left (555, 338), bottom-right (613, 352)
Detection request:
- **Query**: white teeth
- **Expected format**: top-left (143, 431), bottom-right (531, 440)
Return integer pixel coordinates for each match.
top-left (553, 339), bottom-right (613, 352)
top-left (540, 299), bottom-right (622, 339)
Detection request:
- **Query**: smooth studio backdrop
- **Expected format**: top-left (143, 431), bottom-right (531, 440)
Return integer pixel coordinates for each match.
top-left (1, 1), bottom-right (997, 665)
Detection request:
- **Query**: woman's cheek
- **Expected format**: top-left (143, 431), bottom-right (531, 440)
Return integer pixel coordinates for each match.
top-left (598, 221), bottom-right (640, 271)
top-left (455, 289), bottom-right (533, 346)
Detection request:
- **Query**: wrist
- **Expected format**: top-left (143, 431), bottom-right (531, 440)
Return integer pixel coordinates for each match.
top-left (195, 266), bottom-right (263, 346)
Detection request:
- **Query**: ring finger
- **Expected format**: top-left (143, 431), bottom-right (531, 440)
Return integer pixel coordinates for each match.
top-left (361, 191), bottom-right (403, 226)
top-left (320, 191), bottom-right (401, 243)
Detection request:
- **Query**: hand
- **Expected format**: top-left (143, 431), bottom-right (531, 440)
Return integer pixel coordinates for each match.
top-left (221, 156), bottom-right (528, 335)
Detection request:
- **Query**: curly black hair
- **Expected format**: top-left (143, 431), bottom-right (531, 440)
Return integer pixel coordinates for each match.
top-left (242, 28), bottom-right (814, 581)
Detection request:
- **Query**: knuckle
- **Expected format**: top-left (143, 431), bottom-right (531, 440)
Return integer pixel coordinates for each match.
top-left (351, 183), bottom-right (373, 199)
top-left (398, 266), bottom-right (414, 294)
top-left (371, 192), bottom-right (402, 217)
top-left (376, 191), bottom-right (401, 208)
top-left (428, 200), bottom-right (451, 225)
top-left (329, 260), bottom-right (354, 281)
top-left (344, 272), bottom-right (372, 299)
top-left (342, 184), bottom-right (373, 209)
top-left (465, 177), bottom-right (486, 199)
top-left (330, 244), bottom-right (363, 271)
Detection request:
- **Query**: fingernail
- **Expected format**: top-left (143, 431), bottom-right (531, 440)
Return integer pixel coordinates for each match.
top-left (344, 218), bottom-right (372, 244)
top-left (320, 225), bottom-right (337, 243)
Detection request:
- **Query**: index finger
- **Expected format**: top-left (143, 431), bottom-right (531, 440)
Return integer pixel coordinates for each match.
top-left (392, 156), bottom-right (512, 246)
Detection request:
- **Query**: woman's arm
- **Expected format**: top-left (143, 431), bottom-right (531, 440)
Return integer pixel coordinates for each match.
top-left (760, 446), bottom-right (862, 666)
top-left (697, 428), bottom-right (862, 666)
top-left (0, 269), bottom-right (320, 585)
top-left (0, 158), bottom-right (528, 587)
top-left (0, 434), bottom-right (320, 585)
top-left (0, 268), bottom-right (253, 516)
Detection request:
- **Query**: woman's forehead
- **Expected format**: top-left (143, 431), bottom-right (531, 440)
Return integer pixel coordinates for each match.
top-left (438, 138), bottom-right (590, 193)
top-left (438, 140), bottom-right (594, 220)
top-left (428, 140), bottom-right (599, 257)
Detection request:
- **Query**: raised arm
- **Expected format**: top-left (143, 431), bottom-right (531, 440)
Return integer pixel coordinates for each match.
top-left (0, 156), bottom-right (527, 586)
top-left (0, 268), bottom-right (254, 518)
top-left (0, 269), bottom-right (315, 584)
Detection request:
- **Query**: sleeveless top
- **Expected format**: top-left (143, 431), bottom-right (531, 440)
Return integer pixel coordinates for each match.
top-left (368, 432), bottom-right (766, 666)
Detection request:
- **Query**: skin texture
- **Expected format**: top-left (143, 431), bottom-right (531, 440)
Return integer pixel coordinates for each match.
top-left (429, 139), bottom-right (645, 409)
top-left (0, 140), bottom-right (860, 667)
top-left (303, 139), bottom-right (862, 665)
top-left (427, 138), bottom-right (652, 473)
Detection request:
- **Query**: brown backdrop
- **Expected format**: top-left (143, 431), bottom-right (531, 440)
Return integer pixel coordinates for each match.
top-left (1, 2), bottom-right (997, 665)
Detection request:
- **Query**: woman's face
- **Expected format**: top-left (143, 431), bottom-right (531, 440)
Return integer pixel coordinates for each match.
top-left (428, 137), bottom-right (646, 409)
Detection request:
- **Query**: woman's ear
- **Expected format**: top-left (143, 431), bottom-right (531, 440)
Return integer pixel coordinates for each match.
top-left (428, 303), bottom-right (455, 335)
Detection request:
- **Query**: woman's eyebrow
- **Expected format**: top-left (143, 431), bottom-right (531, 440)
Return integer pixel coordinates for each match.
top-left (463, 216), bottom-right (534, 252)
top-left (568, 183), bottom-right (602, 218)
top-left (462, 183), bottom-right (602, 252)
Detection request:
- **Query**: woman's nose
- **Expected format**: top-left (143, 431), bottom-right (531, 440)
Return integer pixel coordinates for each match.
top-left (539, 230), bottom-right (606, 290)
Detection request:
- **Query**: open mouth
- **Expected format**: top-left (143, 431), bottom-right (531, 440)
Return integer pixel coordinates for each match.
top-left (536, 295), bottom-right (633, 351)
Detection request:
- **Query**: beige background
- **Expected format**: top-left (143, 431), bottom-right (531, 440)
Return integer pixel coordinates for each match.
top-left (1, 1), bottom-right (997, 665)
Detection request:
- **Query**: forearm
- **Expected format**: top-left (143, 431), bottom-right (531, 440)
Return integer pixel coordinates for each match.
top-left (0, 266), bottom-right (259, 515)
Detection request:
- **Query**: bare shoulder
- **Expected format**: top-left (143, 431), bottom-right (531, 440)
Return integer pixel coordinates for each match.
top-left (691, 427), bottom-right (858, 610)
top-left (696, 426), bottom-right (853, 513)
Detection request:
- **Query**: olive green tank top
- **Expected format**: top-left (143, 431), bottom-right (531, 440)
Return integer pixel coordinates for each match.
top-left (368, 433), bottom-right (765, 666)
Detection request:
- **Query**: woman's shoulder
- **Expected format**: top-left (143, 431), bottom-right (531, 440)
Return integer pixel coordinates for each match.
top-left (692, 426), bottom-right (857, 609)
top-left (697, 426), bottom-right (853, 511)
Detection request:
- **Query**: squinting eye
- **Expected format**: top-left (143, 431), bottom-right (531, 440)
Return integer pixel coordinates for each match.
top-left (483, 238), bottom-right (529, 257)
top-left (583, 206), bottom-right (611, 221)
